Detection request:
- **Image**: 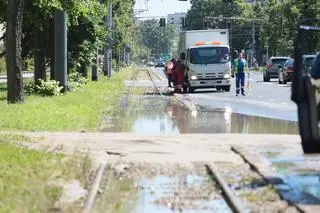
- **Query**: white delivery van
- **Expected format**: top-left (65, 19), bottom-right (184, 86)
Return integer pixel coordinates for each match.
top-left (179, 29), bottom-right (231, 92)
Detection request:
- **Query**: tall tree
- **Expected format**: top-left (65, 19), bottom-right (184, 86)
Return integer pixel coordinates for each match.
top-left (185, 0), bottom-right (253, 52)
top-left (139, 19), bottom-right (176, 58)
top-left (5, 0), bottom-right (25, 103)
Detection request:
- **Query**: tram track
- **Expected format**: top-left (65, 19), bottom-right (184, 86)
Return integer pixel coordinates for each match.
top-left (83, 67), bottom-right (302, 213)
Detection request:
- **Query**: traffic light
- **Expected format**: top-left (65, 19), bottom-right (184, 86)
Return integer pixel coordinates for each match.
top-left (159, 18), bottom-right (166, 27)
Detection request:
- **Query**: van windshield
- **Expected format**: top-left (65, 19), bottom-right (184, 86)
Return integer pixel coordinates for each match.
top-left (190, 47), bottom-right (230, 64)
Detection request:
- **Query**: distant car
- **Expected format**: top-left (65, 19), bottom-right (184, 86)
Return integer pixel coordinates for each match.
top-left (264, 56), bottom-right (291, 82)
top-left (278, 59), bottom-right (294, 84)
top-left (155, 59), bottom-right (165, 67)
top-left (278, 55), bottom-right (316, 84)
top-left (311, 53), bottom-right (320, 79)
top-left (147, 61), bottom-right (155, 67)
top-left (302, 54), bottom-right (316, 74)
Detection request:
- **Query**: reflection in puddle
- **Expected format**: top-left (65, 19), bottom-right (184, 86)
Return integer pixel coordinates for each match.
top-left (131, 175), bottom-right (232, 213)
top-left (101, 95), bottom-right (298, 134)
top-left (260, 152), bottom-right (320, 205)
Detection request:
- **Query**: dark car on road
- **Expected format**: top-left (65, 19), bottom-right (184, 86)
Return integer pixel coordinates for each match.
top-left (278, 55), bottom-right (316, 84)
top-left (278, 59), bottom-right (294, 84)
top-left (302, 54), bottom-right (316, 74)
top-left (155, 59), bottom-right (165, 67)
top-left (264, 56), bottom-right (290, 82)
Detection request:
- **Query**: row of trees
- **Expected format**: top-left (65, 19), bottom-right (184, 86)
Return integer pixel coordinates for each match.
top-left (130, 19), bottom-right (176, 63)
top-left (0, 0), bottom-right (137, 103)
top-left (185, 0), bottom-right (320, 63)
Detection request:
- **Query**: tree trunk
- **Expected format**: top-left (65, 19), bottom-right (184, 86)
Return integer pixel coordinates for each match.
top-left (34, 28), bottom-right (46, 84)
top-left (5, 0), bottom-right (25, 103)
top-left (49, 18), bottom-right (55, 80)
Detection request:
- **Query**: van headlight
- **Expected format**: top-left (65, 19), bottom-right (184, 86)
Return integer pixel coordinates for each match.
top-left (191, 75), bottom-right (197, 80)
top-left (224, 74), bottom-right (230, 78)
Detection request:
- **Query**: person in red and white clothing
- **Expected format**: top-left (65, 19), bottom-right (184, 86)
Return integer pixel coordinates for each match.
top-left (166, 58), bottom-right (176, 88)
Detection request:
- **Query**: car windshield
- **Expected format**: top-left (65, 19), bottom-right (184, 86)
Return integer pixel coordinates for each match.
top-left (304, 57), bottom-right (315, 67)
top-left (190, 47), bottom-right (230, 64)
top-left (286, 60), bottom-right (294, 67)
top-left (272, 58), bottom-right (289, 65)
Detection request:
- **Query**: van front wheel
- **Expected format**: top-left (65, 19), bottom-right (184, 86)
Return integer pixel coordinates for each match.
top-left (222, 86), bottom-right (231, 92)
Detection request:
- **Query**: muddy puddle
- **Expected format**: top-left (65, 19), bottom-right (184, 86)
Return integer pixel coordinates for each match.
top-left (132, 175), bottom-right (231, 213)
top-left (93, 163), bottom-right (233, 213)
top-left (101, 95), bottom-right (298, 134)
top-left (258, 149), bottom-right (320, 205)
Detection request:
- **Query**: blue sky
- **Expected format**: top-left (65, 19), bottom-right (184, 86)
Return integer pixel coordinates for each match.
top-left (134, 0), bottom-right (191, 17)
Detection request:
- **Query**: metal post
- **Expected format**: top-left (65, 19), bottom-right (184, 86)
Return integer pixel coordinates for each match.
top-left (252, 22), bottom-right (256, 68)
top-left (54, 9), bottom-right (67, 92)
top-left (103, 46), bottom-right (107, 76)
top-left (92, 49), bottom-right (98, 81)
top-left (107, 2), bottom-right (113, 78)
top-left (230, 20), bottom-right (233, 50)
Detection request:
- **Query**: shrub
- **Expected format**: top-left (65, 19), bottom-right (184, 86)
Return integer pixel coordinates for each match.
top-left (67, 81), bottom-right (82, 92)
top-left (35, 79), bottom-right (63, 96)
top-left (0, 57), bottom-right (5, 74)
top-left (24, 82), bottom-right (36, 95)
top-left (67, 72), bottom-right (88, 92)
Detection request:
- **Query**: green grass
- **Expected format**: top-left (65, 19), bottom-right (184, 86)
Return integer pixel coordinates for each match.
top-left (0, 57), bottom-right (5, 74)
top-left (0, 139), bottom-right (91, 213)
top-left (0, 69), bottom-right (132, 131)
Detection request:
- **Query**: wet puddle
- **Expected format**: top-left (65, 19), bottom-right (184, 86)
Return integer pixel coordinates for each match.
top-left (259, 150), bottom-right (320, 205)
top-left (101, 95), bottom-right (298, 134)
top-left (131, 175), bottom-right (232, 213)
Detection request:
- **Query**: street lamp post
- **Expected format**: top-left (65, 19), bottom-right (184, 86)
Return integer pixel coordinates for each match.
top-left (54, 1), bottom-right (67, 92)
top-left (104, 2), bottom-right (113, 78)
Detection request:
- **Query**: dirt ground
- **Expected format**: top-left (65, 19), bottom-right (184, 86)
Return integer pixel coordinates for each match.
top-left (10, 132), bottom-right (301, 165)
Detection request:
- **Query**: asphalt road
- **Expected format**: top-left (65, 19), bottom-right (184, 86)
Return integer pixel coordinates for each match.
top-left (153, 67), bottom-right (297, 122)
top-left (0, 72), bottom-right (33, 83)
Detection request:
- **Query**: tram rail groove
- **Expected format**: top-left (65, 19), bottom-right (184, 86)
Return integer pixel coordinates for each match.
top-left (83, 163), bottom-right (106, 213)
top-left (206, 163), bottom-right (248, 213)
top-left (146, 68), bottom-right (165, 97)
top-left (231, 146), bottom-right (305, 213)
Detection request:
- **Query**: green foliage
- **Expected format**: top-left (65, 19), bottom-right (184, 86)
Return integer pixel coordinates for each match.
top-left (24, 82), bottom-right (36, 95)
top-left (35, 79), bottom-right (63, 96)
top-left (0, 69), bottom-right (132, 131)
top-left (67, 72), bottom-right (88, 92)
top-left (186, 0), bottom-right (253, 52)
top-left (0, 57), bottom-right (5, 74)
top-left (186, 0), bottom-right (320, 62)
top-left (139, 19), bottom-right (176, 58)
top-left (0, 139), bottom-right (91, 212)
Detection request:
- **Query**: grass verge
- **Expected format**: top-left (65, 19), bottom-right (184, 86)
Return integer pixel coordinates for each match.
top-left (0, 57), bottom-right (5, 75)
top-left (0, 68), bottom-right (133, 131)
top-left (0, 139), bottom-right (91, 213)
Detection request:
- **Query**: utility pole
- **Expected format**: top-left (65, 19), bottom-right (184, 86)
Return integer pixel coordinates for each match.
top-left (54, 2), bottom-right (67, 92)
top-left (265, 44), bottom-right (269, 62)
top-left (230, 19), bottom-right (233, 50)
top-left (251, 21), bottom-right (256, 68)
top-left (104, 2), bottom-right (113, 78)
top-left (91, 49), bottom-right (98, 81)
